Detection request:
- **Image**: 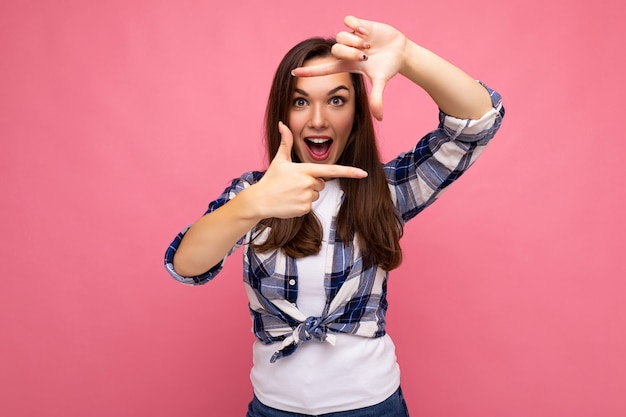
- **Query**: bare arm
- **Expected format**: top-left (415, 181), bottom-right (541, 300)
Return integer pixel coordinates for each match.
top-left (399, 41), bottom-right (493, 120)
top-left (172, 185), bottom-right (262, 277)
top-left (172, 122), bottom-right (368, 277)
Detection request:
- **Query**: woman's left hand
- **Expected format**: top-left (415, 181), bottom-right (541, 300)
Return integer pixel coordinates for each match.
top-left (292, 15), bottom-right (407, 121)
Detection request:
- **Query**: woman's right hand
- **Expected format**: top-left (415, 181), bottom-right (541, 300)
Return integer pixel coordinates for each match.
top-left (174, 123), bottom-right (366, 276)
top-left (251, 122), bottom-right (367, 219)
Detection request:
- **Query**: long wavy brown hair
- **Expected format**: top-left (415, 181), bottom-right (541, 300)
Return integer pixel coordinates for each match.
top-left (252, 37), bottom-right (403, 271)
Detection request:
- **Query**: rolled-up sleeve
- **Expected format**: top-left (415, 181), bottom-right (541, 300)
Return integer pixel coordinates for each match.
top-left (164, 171), bottom-right (264, 285)
top-left (385, 83), bottom-right (504, 222)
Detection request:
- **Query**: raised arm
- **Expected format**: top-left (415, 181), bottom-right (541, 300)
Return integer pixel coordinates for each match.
top-left (292, 15), bottom-right (493, 121)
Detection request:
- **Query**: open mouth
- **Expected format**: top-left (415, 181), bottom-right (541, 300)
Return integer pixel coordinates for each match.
top-left (305, 137), bottom-right (333, 161)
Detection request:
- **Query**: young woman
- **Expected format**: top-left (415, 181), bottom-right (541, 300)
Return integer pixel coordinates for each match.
top-left (165, 15), bottom-right (504, 417)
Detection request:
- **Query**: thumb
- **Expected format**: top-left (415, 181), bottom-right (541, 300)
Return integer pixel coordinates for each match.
top-left (274, 121), bottom-right (294, 162)
top-left (369, 78), bottom-right (388, 121)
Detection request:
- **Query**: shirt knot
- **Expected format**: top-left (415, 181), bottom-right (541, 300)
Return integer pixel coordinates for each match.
top-left (270, 316), bottom-right (336, 363)
top-left (299, 316), bottom-right (326, 342)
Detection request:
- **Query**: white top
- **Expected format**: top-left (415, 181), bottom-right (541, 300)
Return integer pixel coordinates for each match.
top-left (250, 180), bottom-right (400, 415)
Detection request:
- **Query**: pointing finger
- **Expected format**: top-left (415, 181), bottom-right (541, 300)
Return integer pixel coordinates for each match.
top-left (301, 163), bottom-right (368, 180)
top-left (291, 59), bottom-right (353, 78)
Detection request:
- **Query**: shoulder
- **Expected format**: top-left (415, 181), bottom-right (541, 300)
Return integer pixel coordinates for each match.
top-left (224, 170), bottom-right (265, 192)
top-left (205, 170), bottom-right (265, 214)
top-left (241, 171), bottom-right (265, 184)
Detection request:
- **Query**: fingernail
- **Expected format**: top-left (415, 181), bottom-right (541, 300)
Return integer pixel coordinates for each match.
top-left (290, 70), bottom-right (295, 76)
top-left (363, 42), bottom-right (371, 49)
top-left (358, 26), bottom-right (369, 35)
top-left (360, 54), bottom-right (368, 61)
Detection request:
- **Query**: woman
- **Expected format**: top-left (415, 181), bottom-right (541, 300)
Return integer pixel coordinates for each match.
top-left (165, 15), bottom-right (504, 416)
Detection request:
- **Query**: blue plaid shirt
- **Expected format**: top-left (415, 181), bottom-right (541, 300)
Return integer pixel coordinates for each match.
top-left (165, 84), bottom-right (504, 362)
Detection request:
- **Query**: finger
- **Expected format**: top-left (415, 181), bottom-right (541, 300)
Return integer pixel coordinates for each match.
top-left (274, 121), bottom-right (293, 162)
top-left (369, 78), bottom-right (388, 121)
top-left (291, 59), bottom-right (354, 77)
top-left (311, 179), bottom-right (324, 201)
top-left (301, 163), bottom-right (368, 179)
top-left (331, 43), bottom-right (369, 63)
top-left (312, 177), bottom-right (326, 192)
top-left (336, 30), bottom-right (370, 50)
top-left (343, 16), bottom-right (371, 36)
top-left (312, 190), bottom-right (320, 202)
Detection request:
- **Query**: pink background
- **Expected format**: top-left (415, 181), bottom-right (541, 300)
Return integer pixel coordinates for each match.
top-left (2, 0), bottom-right (625, 416)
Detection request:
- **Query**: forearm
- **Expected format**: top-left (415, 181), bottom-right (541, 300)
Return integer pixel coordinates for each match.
top-left (173, 186), bottom-right (262, 277)
top-left (400, 40), bottom-right (493, 120)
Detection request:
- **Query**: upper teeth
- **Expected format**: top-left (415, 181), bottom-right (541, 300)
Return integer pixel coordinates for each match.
top-left (308, 138), bottom-right (329, 144)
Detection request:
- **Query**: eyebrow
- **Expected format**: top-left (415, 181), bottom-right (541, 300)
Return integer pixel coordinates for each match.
top-left (294, 85), bottom-right (351, 96)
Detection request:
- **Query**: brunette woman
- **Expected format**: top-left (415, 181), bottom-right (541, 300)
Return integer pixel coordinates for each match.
top-left (165, 15), bottom-right (504, 417)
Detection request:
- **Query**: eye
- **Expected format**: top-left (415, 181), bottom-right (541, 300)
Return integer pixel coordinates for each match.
top-left (329, 96), bottom-right (346, 106)
top-left (293, 97), bottom-right (308, 108)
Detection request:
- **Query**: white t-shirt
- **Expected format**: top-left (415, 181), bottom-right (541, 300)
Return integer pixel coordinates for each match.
top-left (250, 180), bottom-right (400, 415)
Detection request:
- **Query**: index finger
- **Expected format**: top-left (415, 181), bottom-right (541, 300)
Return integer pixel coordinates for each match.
top-left (291, 59), bottom-right (354, 78)
top-left (301, 163), bottom-right (368, 179)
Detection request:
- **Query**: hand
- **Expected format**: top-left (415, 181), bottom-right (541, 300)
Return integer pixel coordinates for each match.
top-left (292, 16), bottom-right (408, 121)
top-left (254, 122), bottom-right (368, 219)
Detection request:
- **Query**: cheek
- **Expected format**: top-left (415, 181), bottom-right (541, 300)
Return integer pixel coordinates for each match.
top-left (336, 111), bottom-right (355, 138)
top-left (287, 114), bottom-right (306, 160)
top-left (288, 112), bottom-right (305, 133)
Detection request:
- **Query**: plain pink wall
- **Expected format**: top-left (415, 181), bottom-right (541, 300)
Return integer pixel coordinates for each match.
top-left (2, 0), bottom-right (625, 416)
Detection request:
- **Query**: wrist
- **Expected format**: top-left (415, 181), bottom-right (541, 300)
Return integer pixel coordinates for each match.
top-left (399, 40), bottom-right (430, 85)
top-left (233, 185), bottom-right (266, 224)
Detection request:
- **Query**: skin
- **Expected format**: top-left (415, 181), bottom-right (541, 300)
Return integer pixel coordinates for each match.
top-left (172, 15), bottom-right (494, 277)
top-left (172, 121), bottom-right (367, 277)
top-left (288, 57), bottom-right (355, 166)
top-left (293, 15), bottom-right (493, 121)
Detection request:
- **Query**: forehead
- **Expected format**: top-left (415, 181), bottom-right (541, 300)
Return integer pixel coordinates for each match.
top-left (295, 57), bottom-right (353, 94)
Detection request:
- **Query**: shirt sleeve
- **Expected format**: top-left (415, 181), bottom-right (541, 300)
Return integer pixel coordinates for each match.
top-left (385, 82), bottom-right (504, 222)
top-left (164, 171), bottom-right (264, 285)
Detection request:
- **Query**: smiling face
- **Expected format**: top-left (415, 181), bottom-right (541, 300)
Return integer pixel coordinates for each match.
top-left (288, 57), bottom-right (355, 165)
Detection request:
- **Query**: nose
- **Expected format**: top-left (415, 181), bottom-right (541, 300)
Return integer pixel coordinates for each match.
top-left (308, 104), bottom-right (328, 129)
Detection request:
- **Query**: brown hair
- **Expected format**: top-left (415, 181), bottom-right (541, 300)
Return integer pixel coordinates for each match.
top-left (252, 37), bottom-right (403, 271)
